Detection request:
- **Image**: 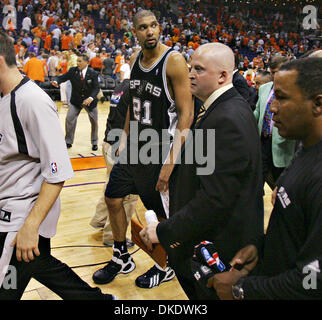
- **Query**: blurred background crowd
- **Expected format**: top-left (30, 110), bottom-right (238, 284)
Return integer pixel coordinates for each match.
top-left (0, 0), bottom-right (321, 95)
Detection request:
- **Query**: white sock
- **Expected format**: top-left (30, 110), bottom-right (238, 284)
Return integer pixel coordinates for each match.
top-left (155, 263), bottom-right (166, 271)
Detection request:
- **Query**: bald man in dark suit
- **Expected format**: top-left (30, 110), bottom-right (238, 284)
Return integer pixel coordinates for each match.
top-left (140, 43), bottom-right (264, 300)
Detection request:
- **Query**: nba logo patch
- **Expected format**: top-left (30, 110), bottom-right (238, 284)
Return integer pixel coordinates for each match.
top-left (51, 162), bottom-right (58, 173)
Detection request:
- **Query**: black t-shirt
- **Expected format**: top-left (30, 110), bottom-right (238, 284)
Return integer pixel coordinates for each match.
top-left (245, 140), bottom-right (322, 299)
top-left (102, 57), bottom-right (114, 76)
top-left (104, 79), bottom-right (130, 144)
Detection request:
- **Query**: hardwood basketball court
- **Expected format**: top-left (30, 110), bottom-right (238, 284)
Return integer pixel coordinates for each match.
top-left (21, 101), bottom-right (273, 300)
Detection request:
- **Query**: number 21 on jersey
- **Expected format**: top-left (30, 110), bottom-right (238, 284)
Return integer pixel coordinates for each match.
top-left (133, 97), bottom-right (152, 125)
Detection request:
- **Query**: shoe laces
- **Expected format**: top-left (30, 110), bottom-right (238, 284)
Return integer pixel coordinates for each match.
top-left (103, 259), bottom-right (121, 273)
top-left (142, 265), bottom-right (165, 278)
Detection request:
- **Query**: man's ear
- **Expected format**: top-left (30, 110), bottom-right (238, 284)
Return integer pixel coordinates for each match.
top-left (312, 94), bottom-right (322, 117)
top-left (131, 28), bottom-right (136, 39)
top-left (0, 55), bottom-right (6, 71)
top-left (218, 70), bottom-right (228, 84)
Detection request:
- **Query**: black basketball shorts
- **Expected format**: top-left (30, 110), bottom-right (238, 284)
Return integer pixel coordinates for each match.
top-left (105, 162), bottom-right (166, 218)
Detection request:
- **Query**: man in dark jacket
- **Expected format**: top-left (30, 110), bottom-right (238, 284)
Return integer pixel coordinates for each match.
top-left (52, 54), bottom-right (100, 150)
top-left (140, 43), bottom-right (264, 299)
top-left (233, 55), bottom-right (255, 110)
top-left (209, 57), bottom-right (322, 300)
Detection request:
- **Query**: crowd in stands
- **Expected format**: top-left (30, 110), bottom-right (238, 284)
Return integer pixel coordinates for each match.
top-left (0, 0), bottom-right (321, 95)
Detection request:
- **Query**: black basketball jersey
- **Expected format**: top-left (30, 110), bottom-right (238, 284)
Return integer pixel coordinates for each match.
top-left (129, 47), bottom-right (177, 145)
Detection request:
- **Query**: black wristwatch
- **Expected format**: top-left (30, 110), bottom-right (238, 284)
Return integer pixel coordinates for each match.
top-left (232, 278), bottom-right (245, 300)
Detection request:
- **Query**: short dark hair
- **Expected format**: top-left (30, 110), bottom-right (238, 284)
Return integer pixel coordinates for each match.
top-left (257, 69), bottom-right (271, 78)
top-left (279, 57), bottom-right (322, 100)
top-left (78, 54), bottom-right (89, 62)
top-left (269, 55), bottom-right (288, 70)
top-left (0, 31), bottom-right (17, 66)
top-left (133, 9), bottom-right (156, 28)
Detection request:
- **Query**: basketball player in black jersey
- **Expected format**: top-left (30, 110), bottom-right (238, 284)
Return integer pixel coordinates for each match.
top-left (92, 10), bottom-right (194, 288)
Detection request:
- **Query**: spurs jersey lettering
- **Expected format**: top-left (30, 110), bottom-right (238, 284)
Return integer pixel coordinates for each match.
top-left (129, 47), bottom-right (177, 144)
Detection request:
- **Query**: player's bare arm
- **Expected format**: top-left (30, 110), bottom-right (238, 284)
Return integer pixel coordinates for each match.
top-left (156, 52), bottom-right (194, 192)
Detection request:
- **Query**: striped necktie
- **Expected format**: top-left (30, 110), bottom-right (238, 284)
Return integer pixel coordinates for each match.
top-left (195, 104), bottom-right (206, 126)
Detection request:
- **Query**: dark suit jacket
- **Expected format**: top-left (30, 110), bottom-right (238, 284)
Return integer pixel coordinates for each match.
top-left (157, 87), bottom-right (264, 298)
top-left (233, 71), bottom-right (254, 108)
top-left (57, 66), bottom-right (99, 109)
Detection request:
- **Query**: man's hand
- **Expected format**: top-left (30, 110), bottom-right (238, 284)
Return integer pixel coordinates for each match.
top-left (115, 141), bottom-right (126, 157)
top-left (207, 269), bottom-right (243, 300)
top-left (10, 221), bottom-right (40, 263)
top-left (9, 181), bottom-right (64, 263)
top-left (50, 80), bottom-right (59, 88)
top-left (139, 221), bottom-right (160, 251)
top-left (82, 97), bottom-right (93, 107)
top-left (229, 244), bottom-right (259, 276)
top-left (155, 163), bottom-right (173, 192)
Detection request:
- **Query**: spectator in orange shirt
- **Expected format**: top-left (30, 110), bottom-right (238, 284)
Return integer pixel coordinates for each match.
top-left (193, 41), bottom-right (200, 51)
top-left (172, 34), bottom-right (179, 44)
top-left (187, 40), bottom-right (194, 48)
top-left (46, 14), bottom-right (55, 29)
top-left (243, 37), bottom-right (249, 47)
top-left (116, 18), bottom-right (121, 32)
top-left (90, 53), bottom-right (103, 73)
top-left (113, 49), bottom-right (124, 81)
top-left (165, 39), bottom-right (173, 47)
top-left (14, 38), bottom-right (24, 55)
top-left (44, 33), bottom-right (52, 53)
top-left (23, 52), bottom-right (46, 84)
top-left (74, 30), bottom-right (83, 48)
top-left (61, 30), bottom-right (73, 50)
top-left (192, 34), bottom-right (200, 43)
top-left (252, 56), bottom-right (262, 70)
top-left (173, 26), bottom-right (180, 37)
top-left (31, 24), bottom-right (42, 42)
top-left (75, 10), bottom-right (81, 20)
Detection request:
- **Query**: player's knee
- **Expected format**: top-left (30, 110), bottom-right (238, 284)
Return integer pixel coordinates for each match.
top-left (105, 197), bottom-right (123, 214)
